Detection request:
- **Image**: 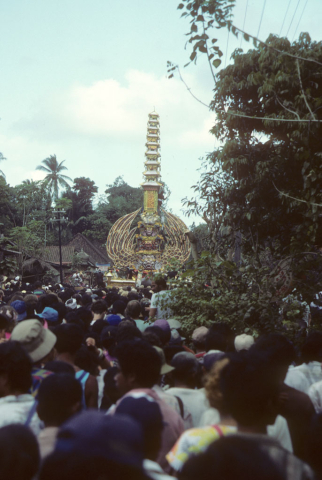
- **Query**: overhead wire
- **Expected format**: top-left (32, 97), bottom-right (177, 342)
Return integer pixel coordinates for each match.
top-left (286, 0), bottom-right (301, 37)
top-left (292, 0), bottom-right (309, 41)
top-left (240, 0), bottom-right (249, 48)
top-left (257, 0), bottom-right (267, 39)
top-left (279, 0), bottom-right (292, 36)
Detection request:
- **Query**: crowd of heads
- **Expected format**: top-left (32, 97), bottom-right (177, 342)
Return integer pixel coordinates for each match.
top-left (1, 278), bottom-right (322, 479)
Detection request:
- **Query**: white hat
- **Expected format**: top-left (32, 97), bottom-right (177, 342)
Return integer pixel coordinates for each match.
top-left (234, 334), bottom-right (255, 352)
top-left (65, 298), bottom-right (77, 310)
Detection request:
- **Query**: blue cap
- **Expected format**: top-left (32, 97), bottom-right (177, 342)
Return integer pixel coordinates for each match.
top-left (11, 300), bottom-right (27, 322)
top-left (55, 411), bottom-right (144, 469)
top-left (38, 307), bottom-right (59, 324)
top-left (115, 395), bottom-right (164, 436)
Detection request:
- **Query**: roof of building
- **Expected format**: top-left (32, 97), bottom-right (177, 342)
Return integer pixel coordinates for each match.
top-left (67, 233), bottom-right (109, 265)
top-left (39, 246), bottom-right (76, 265)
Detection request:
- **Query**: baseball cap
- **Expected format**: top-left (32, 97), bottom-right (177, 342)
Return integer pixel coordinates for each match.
top-left (55, 411), bottom-right (144, 469)
top-left (11, 319), bottom-right (57, 363)
top-left (154, 346), bottom-right (175, 375)
top-left (11, 300), bottom-right (27, 322)
top-left (167, 318), bottom-right (182, 330)
top-left (38, 307), bottom-right (59, 324)
top-left (107, 314), bottom-right (122, 326)
top-left (234, 334), bottom-right (255, 352)
top-left (203, 350), bottom-right (226, 372)
top-left (192, 326), bottom-right (209, 343)
top-left (154, 319), bottom-right (170, 334)
top-left (169, 329), bottom-right (185, 345)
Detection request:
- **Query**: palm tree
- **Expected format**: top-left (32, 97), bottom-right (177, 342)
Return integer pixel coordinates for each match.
top-left (36, 155), bottom-right (72, 200)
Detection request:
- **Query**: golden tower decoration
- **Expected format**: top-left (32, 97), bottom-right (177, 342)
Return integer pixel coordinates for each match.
top-left (106, 111), bottom-right (191, 271)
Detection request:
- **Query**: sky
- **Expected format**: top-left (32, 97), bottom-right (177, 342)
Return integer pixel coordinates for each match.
top-left (0, 0), bottom-right (321, 227)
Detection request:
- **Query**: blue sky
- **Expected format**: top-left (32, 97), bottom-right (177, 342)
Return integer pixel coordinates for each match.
top-left (0, 0), bottom-right (320, 226)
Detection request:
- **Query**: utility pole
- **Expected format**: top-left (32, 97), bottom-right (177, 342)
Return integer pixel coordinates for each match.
top-left (50, 209), bottom-right (66, 284)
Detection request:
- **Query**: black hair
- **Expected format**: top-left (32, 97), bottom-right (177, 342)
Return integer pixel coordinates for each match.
top-left (37, 374), bottom-right (82, 426)
top-left (76, 307), bottom-right (93, 329)
top-left (250, 334), bottom-right (296, 368)
top-left (91, 300), bottom-right (108, 315)
top-left (112, 300), bottom-right (126, 315)
top-left (75, 345), bottom-right (100, 376)
top-left (0, 341), bottom-right (32, 393)
top-left (50, 303), bottom-right (67, 324)
top-left (206, 323), bottom-right (235, 352)
top-left (144, 326), bottom-right (167, 346)
top-left (116, 339), bottom-right (161, 388)
top-left (142, 289), bottom-right (152, 299)
top-left (36, 294), bottom-right (59, 314)
top-left (100, 326), bottom-right (117, 353)
top-left (116, 322), bottom-right (142, 344)
top-left (53, 324), bottom-right (84, 355)
top-left (0, 313), bottom-right (8, 330)
top-left (101, 367), bottom-right (121, 411)
top-left (142, 331), bottom-right (162, 348)
top-left (0, 424), bottom-right (40, 480)
top-left (44, 361), bottom-right (75, 376)
top-left (82, 294), bottom-right (92, 306)
top-left (163, 345), bottom-right (186, 364)
top-left (220, 353), bottom-right (279, 427)
top-left (179, 435), bottom-right (285, 480)
top-left (301, 332), bottom-right (322, 363)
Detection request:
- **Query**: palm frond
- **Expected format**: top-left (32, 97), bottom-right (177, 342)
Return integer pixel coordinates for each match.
top-left (36, 165), bottom-right (51, 173)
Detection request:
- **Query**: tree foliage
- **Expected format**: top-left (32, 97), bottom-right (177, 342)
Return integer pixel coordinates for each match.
top-left (36, 155), bottom-right (72, 201)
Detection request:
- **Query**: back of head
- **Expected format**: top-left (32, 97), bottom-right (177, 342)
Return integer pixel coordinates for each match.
top-left (125, 300), bottom-right (141, 319)
top-left (0, 341), bottom-right (32, 394)
top-left (44, 360), bottom-right (75, 376)
top-left (91, 300), bottom-right (108, 315)
top-left (39, 411), bottom-right (146, 480)
top-left (179, 435), bottom-right (286, 480)
top-left (37, 374), bottom-right (82, 426)
top-left (116, 339), bottom-right (162, 388)
top-left (36, 294), bottom-right (59, 314)
top-left (250, 334), bottom-right (296, 382)
top-left (112, 300), bottom-right (126, 315)
top-left (0, 424), bottom-right (40, 480)
top-left (221, 353), bottom-right (279, 428)
top-left (116, 322), bottom-right (142, 344)
top-left (171, 352), bottom-right (201, 387)
top-left (53, 323), bottom-right (84, 355)
top-left (206, 323), bottom-right (235, 352)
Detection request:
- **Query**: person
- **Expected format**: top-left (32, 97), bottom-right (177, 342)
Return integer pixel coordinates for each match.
top-left (125, 300), bottom-right (149, 332)
top-left (54, 323), bottom-right (98, 409)
top-left (205, 323), bottom-right (234, 352)
top-left (167, 357), bottom-right (236, 472)
top-left (0, 313), bottom-right (9, 341)
top-left (91, 300), bottom-right (108, 325)
top-left (166, 352), bottom-right (207, 427)
top-left (0, 424), bottom-right (40, 480)
top-left (250, 333), bottom-right (315, 461)
top-left (179, 435), bottom-right (312, 480)
top-left (115, 395), bottom-right (174, 480)
top-left (11, 319), bottom-right (56, 398)
top-left (191, 326), bottom-right (208, 361)
top-left (11, 299), bottom-right (27, 322)
top-left (0, 341), bottom-right (41, 435)
top-left (39, 411), bottom-right (149, 480)
top-left (0, 289), bottom-right (6, 306)
top-left (149, 278), bottom-right (174, 320)
top-left (112, 339), bottom-right (184, 471)
top-left (285, 332), bottom-right (322, 393)
top-left (37, 374), bottom-right (83, 458)
top-left (152, 346), bottom-right (193, 429)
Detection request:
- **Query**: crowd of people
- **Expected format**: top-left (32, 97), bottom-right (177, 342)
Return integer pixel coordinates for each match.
top-left (1, 276), bottom-right (322, 479)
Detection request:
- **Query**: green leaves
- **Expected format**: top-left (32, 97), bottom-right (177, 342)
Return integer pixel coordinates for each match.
top-left (212, 58), bottom-right (221, 68)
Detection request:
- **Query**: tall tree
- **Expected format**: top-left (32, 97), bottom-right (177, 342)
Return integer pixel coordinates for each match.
top-left (0, 153), bottom-right (6, 179)
top-left (36, 155), bottom-right (72, 200)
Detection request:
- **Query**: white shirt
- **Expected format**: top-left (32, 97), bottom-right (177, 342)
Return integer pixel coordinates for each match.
top-left (0, 394), bottom-right (42, 435)
top-left (166, 387), bottom-right (208, 427)
top-left (308, 379), bottom-right (322, 413)
top-left (150, 290), bottom-right (174, 319)
top-left (285, 361), bottom-right (322, 393)
top-left (153, 385), bottom-right (193, 430)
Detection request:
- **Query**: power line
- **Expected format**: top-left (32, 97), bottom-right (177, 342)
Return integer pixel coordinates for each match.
top-left (257, 0), bottom-right (267, 39)
top-left (286, 0), bottom-right (301, 38)
top-left (240, 0), bottom-right (249, 48)
top-left (292, 0), bottom-right (309, 41)
top-left (280, 0), bottom-right (292, 36)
